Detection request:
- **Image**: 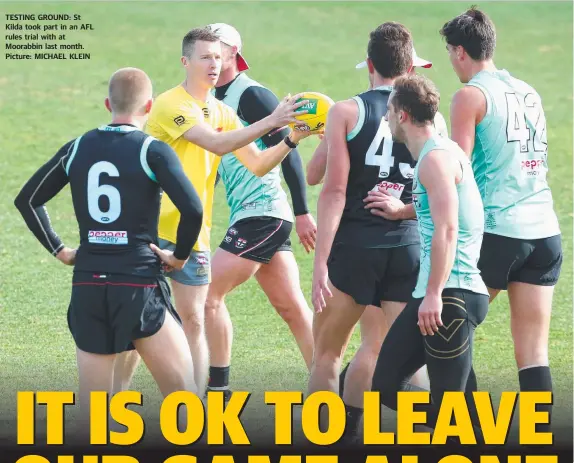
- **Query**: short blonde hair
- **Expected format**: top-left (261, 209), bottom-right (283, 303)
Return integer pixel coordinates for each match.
top-left (108, 67), bottom-right (152, 114)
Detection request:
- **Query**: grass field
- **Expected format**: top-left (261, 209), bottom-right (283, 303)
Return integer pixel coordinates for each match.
top-left (0, 1), bottom-right (572, 446)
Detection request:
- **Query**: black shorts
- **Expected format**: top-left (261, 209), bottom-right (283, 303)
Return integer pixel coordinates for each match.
top-left (478, 233), bottom-right (563, 290)
top-left (67, 272), bottom-right (181, 355)
top-left (327, 243), bottom-right (420, 306)
top-left (219, 217), bottom-right (292, 264)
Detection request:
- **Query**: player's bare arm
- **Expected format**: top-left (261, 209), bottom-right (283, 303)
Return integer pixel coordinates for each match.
top-left (306, 135), bottom-right (328, 186)
top-left (183, 93), bottom-right (309, 155)
top-left (363, 188), bottom-right (416, 220)
top-left (233, 127), bottom-right (318, 177)
top-left (450, 86), bottom-right (486, 157)
top-left (14, 142), bottom-right (76, 265)
top-left (312, 100), bottom-right (354, 312)
top-left (417, 150), bottom-right (460, 336)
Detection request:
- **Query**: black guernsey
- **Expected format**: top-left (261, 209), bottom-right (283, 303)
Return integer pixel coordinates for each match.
top-left (14, 124), bottom-right (203, 278)
top-left (335, 87), bottom-right (419, 248)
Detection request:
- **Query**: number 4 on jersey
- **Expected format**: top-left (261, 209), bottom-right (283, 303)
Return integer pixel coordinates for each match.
top-left (506, 92), bottom-right (548, 154)
top-left (365, 117), bottom-right (394, 178)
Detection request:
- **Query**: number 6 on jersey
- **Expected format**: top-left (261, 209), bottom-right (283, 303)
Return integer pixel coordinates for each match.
top-left (87, 161), bottom-right (121, 223)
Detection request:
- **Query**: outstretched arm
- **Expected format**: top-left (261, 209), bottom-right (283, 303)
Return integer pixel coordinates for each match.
top-left (183, 93), bottom-right (308, 156)
top-left (235, 86), bottom-right (310, 216)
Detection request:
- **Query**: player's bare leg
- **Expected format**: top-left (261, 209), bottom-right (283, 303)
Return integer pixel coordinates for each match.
top-left (508, 282), bottom-right (554, 431)
top-left (75, 349), bottom-right (116, 441)
top-left (255, 251), bottom-right (314, 370)
top-left (112, 350), bottom-right (141, 394)
top-left (341, 302), bottom-right (429, 438)
top-left (343, 303), bottom-right (429, 407)
top-left (134, 310), bottom-right (197, 430)
top-left (113, 283), bottom-right (209, 397)
top-left (171, 281), bottom-right (210, 397)
top-left (308, 280), bottom-right (365, 431)
top-left (204, 248), bottom-right (261, 393)
top-left (134, 310), bottom-right (197, 396)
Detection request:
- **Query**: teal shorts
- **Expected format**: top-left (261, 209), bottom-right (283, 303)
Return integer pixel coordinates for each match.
top-left (158, 238), bottom-right (211, 286)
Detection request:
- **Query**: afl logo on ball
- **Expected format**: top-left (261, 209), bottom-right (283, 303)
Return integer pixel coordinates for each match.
top-left (173, 115), bottom-right (186, 126)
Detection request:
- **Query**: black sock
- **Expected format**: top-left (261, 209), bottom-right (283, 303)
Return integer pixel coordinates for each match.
top-left (208, 366), bottom-right (230, 389)
top-left (519, 366), bottom-right (553, 433)
top-left (344, 404), bottom-right (363, 438)
top-left (339, 362), bottom-right (350, 397)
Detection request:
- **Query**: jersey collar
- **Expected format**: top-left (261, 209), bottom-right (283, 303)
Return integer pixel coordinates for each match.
top-left (373, 85), bottom-right (393, 92)
top-left (97, 124), bottom-right (140, 133)
top-left (214, 73), bottom-right (243, 101)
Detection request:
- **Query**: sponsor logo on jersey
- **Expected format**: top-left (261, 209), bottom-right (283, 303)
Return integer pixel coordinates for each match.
top-left (224, 235), bottom-right (232, 244)
top-left (194, 255), bottom-right (209, 265)
top-left (228, 228), bottom-right (238, 236)
top-left (399, 162), bottom-right (415, 179)
top-left (173, 115), bottom-right (186, 126)
top-left (241, 201), bottom-right (257, 211)
top-left (202, 107), bottom-right (210, 118)
top-left (88, 230), bottom-right (128, 245)
top-left (521, 159), bottom-right (545, 176)
top-left (371, 181), bottom-right (405, 199)
top-left (235, 238), bottom-right (247, 249)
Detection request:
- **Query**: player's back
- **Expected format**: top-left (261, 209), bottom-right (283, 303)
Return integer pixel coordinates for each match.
top-left (466, 69), bottom-right (560, 239)
top-left (66, 125), bottom-right (162, 277)
top-left (335, 86), bottom-right (419, 248)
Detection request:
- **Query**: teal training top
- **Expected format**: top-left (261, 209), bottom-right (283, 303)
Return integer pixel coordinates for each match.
top-left (466, 69), bottom-right (560, 239)
top-left (216, 73), bottom-right (293, 227)
top-left (412, 135), bottom-right (488, 299)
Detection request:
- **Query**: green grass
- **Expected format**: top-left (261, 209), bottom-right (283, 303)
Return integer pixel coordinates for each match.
top-left (0, 0), bottom-right (572, 447)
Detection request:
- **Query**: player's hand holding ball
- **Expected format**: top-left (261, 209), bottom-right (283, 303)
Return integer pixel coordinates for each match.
top-left (289, 91), bottom-right (334, 138)
top-left (150, 243), bottom-right (188, 272)
top-left (270, 93), bottom-right (310, 128)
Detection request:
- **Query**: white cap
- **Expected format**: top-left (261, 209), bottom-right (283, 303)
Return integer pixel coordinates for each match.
top-left (355, 46), bottom-right (432, 70)
top-left (207, 23), bottom-right (249, 72)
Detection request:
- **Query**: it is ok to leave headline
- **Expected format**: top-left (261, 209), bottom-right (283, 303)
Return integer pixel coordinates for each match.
top-left (14, 391), bottom-right (556, 463)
